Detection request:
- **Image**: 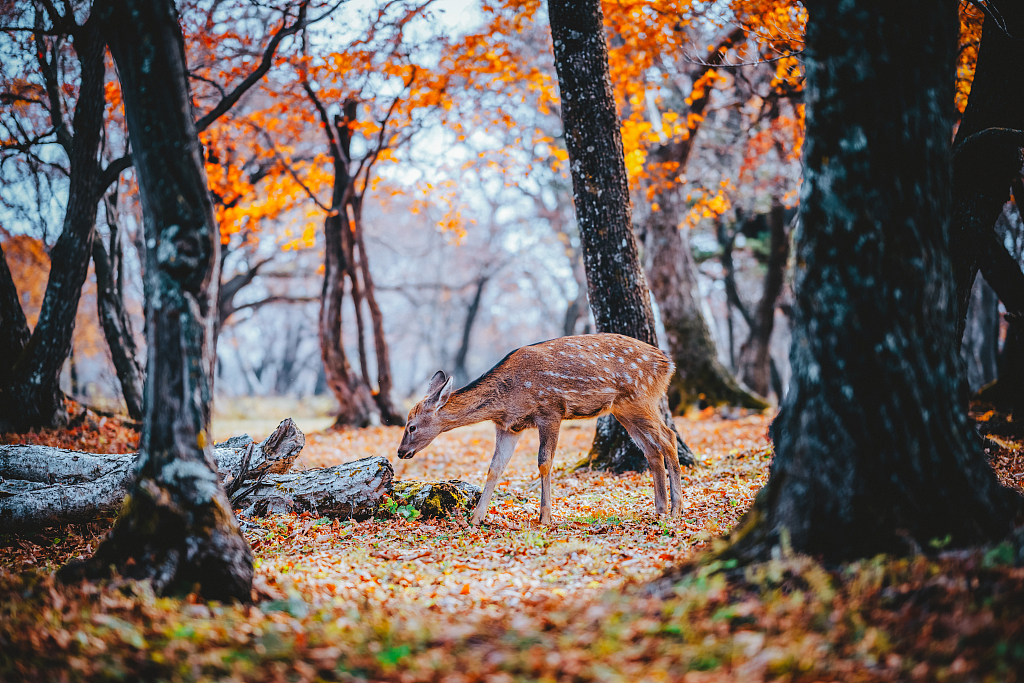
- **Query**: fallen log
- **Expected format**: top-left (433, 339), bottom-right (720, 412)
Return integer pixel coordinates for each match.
top-left (236, 456), bottom-right (394, 519)
top-left (0, 418), bottom-right (304, 492)
top-left (0, 419), bottom-right (477, 530)
top-left (0, 419), bottom-right (306, 532)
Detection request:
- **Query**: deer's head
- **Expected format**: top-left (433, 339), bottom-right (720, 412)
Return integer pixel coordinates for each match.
top-left (397, 370), bottom-right (454, 459)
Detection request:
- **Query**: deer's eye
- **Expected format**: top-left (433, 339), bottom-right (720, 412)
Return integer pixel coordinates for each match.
top-left (409, 425), bottom-right (417, 433)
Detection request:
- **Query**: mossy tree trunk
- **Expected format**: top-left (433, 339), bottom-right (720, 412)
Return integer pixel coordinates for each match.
top-left (548, 0), bottom-right (693, 472)
top-left (60, 0), bottom-right (252, 601)
top-left (723, 0), bottom-right (1022, 564)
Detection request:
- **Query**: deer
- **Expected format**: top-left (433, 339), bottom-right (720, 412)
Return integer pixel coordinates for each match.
top-left (396, 333), bottom-right (683, 525)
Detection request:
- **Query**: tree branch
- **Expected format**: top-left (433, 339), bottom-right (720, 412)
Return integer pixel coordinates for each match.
top-left (194, 0), bottom-right (309, 132)
top-left (35, 27), bottom-right (72, 153)
top-left (221, 295), bottom-right (318, 326)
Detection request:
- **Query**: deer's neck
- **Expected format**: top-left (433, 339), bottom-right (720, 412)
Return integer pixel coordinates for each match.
top-left (439, 385), bottom-right (501, 431)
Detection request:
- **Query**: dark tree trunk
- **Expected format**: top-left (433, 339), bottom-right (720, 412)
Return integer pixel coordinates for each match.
top-left (637, 27), bottom-right (766, 412)
top-left (951, 6), bottom-right (1024, 344)
top-left (0, 17), bottom-right (106, 433)
top-left (548, 0), bottom-right (693, 472)
top-left (0, 243), bottom-right (30, 401)
top-left (722, 0), bottom-right (1021, 564)
top-left (960, 273), bottom-right (999, 393)
top-left (93, 232), bottom-right (144, 421)
top-left (736, 201), bottom-right (790, 398)
top-left (60, 0), bottom-right (253, 601)
top-left (352, 196), bottom-right (403, 425)
top-left (452, 275), bottom-right (488, 388)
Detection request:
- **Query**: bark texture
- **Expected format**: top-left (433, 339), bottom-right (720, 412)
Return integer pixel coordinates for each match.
top-left (3, 427), bottom-right (298, 548)
top-left (352, 195), bottom-right (403, 425)
top-left (548, 0), bottom-right (694, 472)
top-left (0, 14), bottom-right (106, 432)
top-left (236, 456), bottom-right (393, 519)
top-left (61, 0), bottom-right (253, 601)
top-left (723, 0), bottom-right (1022, 563)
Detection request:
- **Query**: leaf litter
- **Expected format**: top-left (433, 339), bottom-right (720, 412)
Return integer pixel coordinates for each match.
top-left (3, 409), bottom-right (1024, 681)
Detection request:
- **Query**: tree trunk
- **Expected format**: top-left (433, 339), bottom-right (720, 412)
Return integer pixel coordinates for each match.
top-left (93, 234), bottom-right (144, 420)
top-left (548, 0), bottom-right (694, 472)
top-left (644, 195), bottom-right (768, 409)
top-left (736, 201), bottom-right (790, 398)
top-left (314, 103), bottom-right (377, 428)
top-left (0, 18), bottom-right (106, 433)
top-left (636, 27), bottom-right (765, 412)
top-left (721, 0), bottom-right (1021, 564)
top-left (345, 204), bottom-right (372, 387)
top-left (452, 275), bottom-right (488, 388)
top-left (61, 0), bottom-right (253, 601)
top-left (235, 456), bottom-right (392, 519)
top-left (0, 243), bottom-right (30, 402)
top-left (352, 195), bottom-right (403, 425)
top-left (951, 5), bottom-right (1024, 345)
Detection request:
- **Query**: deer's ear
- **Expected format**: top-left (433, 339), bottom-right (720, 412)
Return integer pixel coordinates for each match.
top-left (426, 370), bottom-right (447, 397)
top-left (434, 376), bottom-right (455, 413)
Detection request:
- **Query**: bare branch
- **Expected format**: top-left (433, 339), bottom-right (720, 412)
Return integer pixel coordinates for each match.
top-left (35, 28), bottom-right (72, 153)
top-left (195, 0), bottom-right (310, 132)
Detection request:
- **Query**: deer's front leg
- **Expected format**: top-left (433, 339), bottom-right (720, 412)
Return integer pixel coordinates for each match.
top-left (536, 418), bottom-right (561, 525)
top-left (470, 428), bottom-right (520, 525)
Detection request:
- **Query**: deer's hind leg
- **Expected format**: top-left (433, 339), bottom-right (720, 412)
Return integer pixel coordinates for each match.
top-left (470, 428), bottom-right (520, 525)
top-left (615, 411), bottom-right (673, 515)
top-left (536, 417), bottom-right (561, 525)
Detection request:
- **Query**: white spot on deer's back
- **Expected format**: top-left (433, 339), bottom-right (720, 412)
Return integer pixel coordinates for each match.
top-left (630, 362), bottom-right (638, 369)
top-left (525, 381), bottom-right (532, 388)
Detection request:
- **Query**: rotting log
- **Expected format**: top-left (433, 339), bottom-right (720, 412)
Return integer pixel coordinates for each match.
top-left (235, 456), bottom-right (393, 519)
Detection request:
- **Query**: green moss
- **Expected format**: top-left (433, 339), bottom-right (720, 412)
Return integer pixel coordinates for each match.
top-left (389, 480), bottom-right (482, 520)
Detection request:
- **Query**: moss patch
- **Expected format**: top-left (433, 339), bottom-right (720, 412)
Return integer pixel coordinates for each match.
top-left (390, 480), bottom-right (482, 519)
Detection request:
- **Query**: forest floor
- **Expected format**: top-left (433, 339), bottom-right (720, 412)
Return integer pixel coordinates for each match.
top-left (2, 406), bottom-right (1024, 681)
